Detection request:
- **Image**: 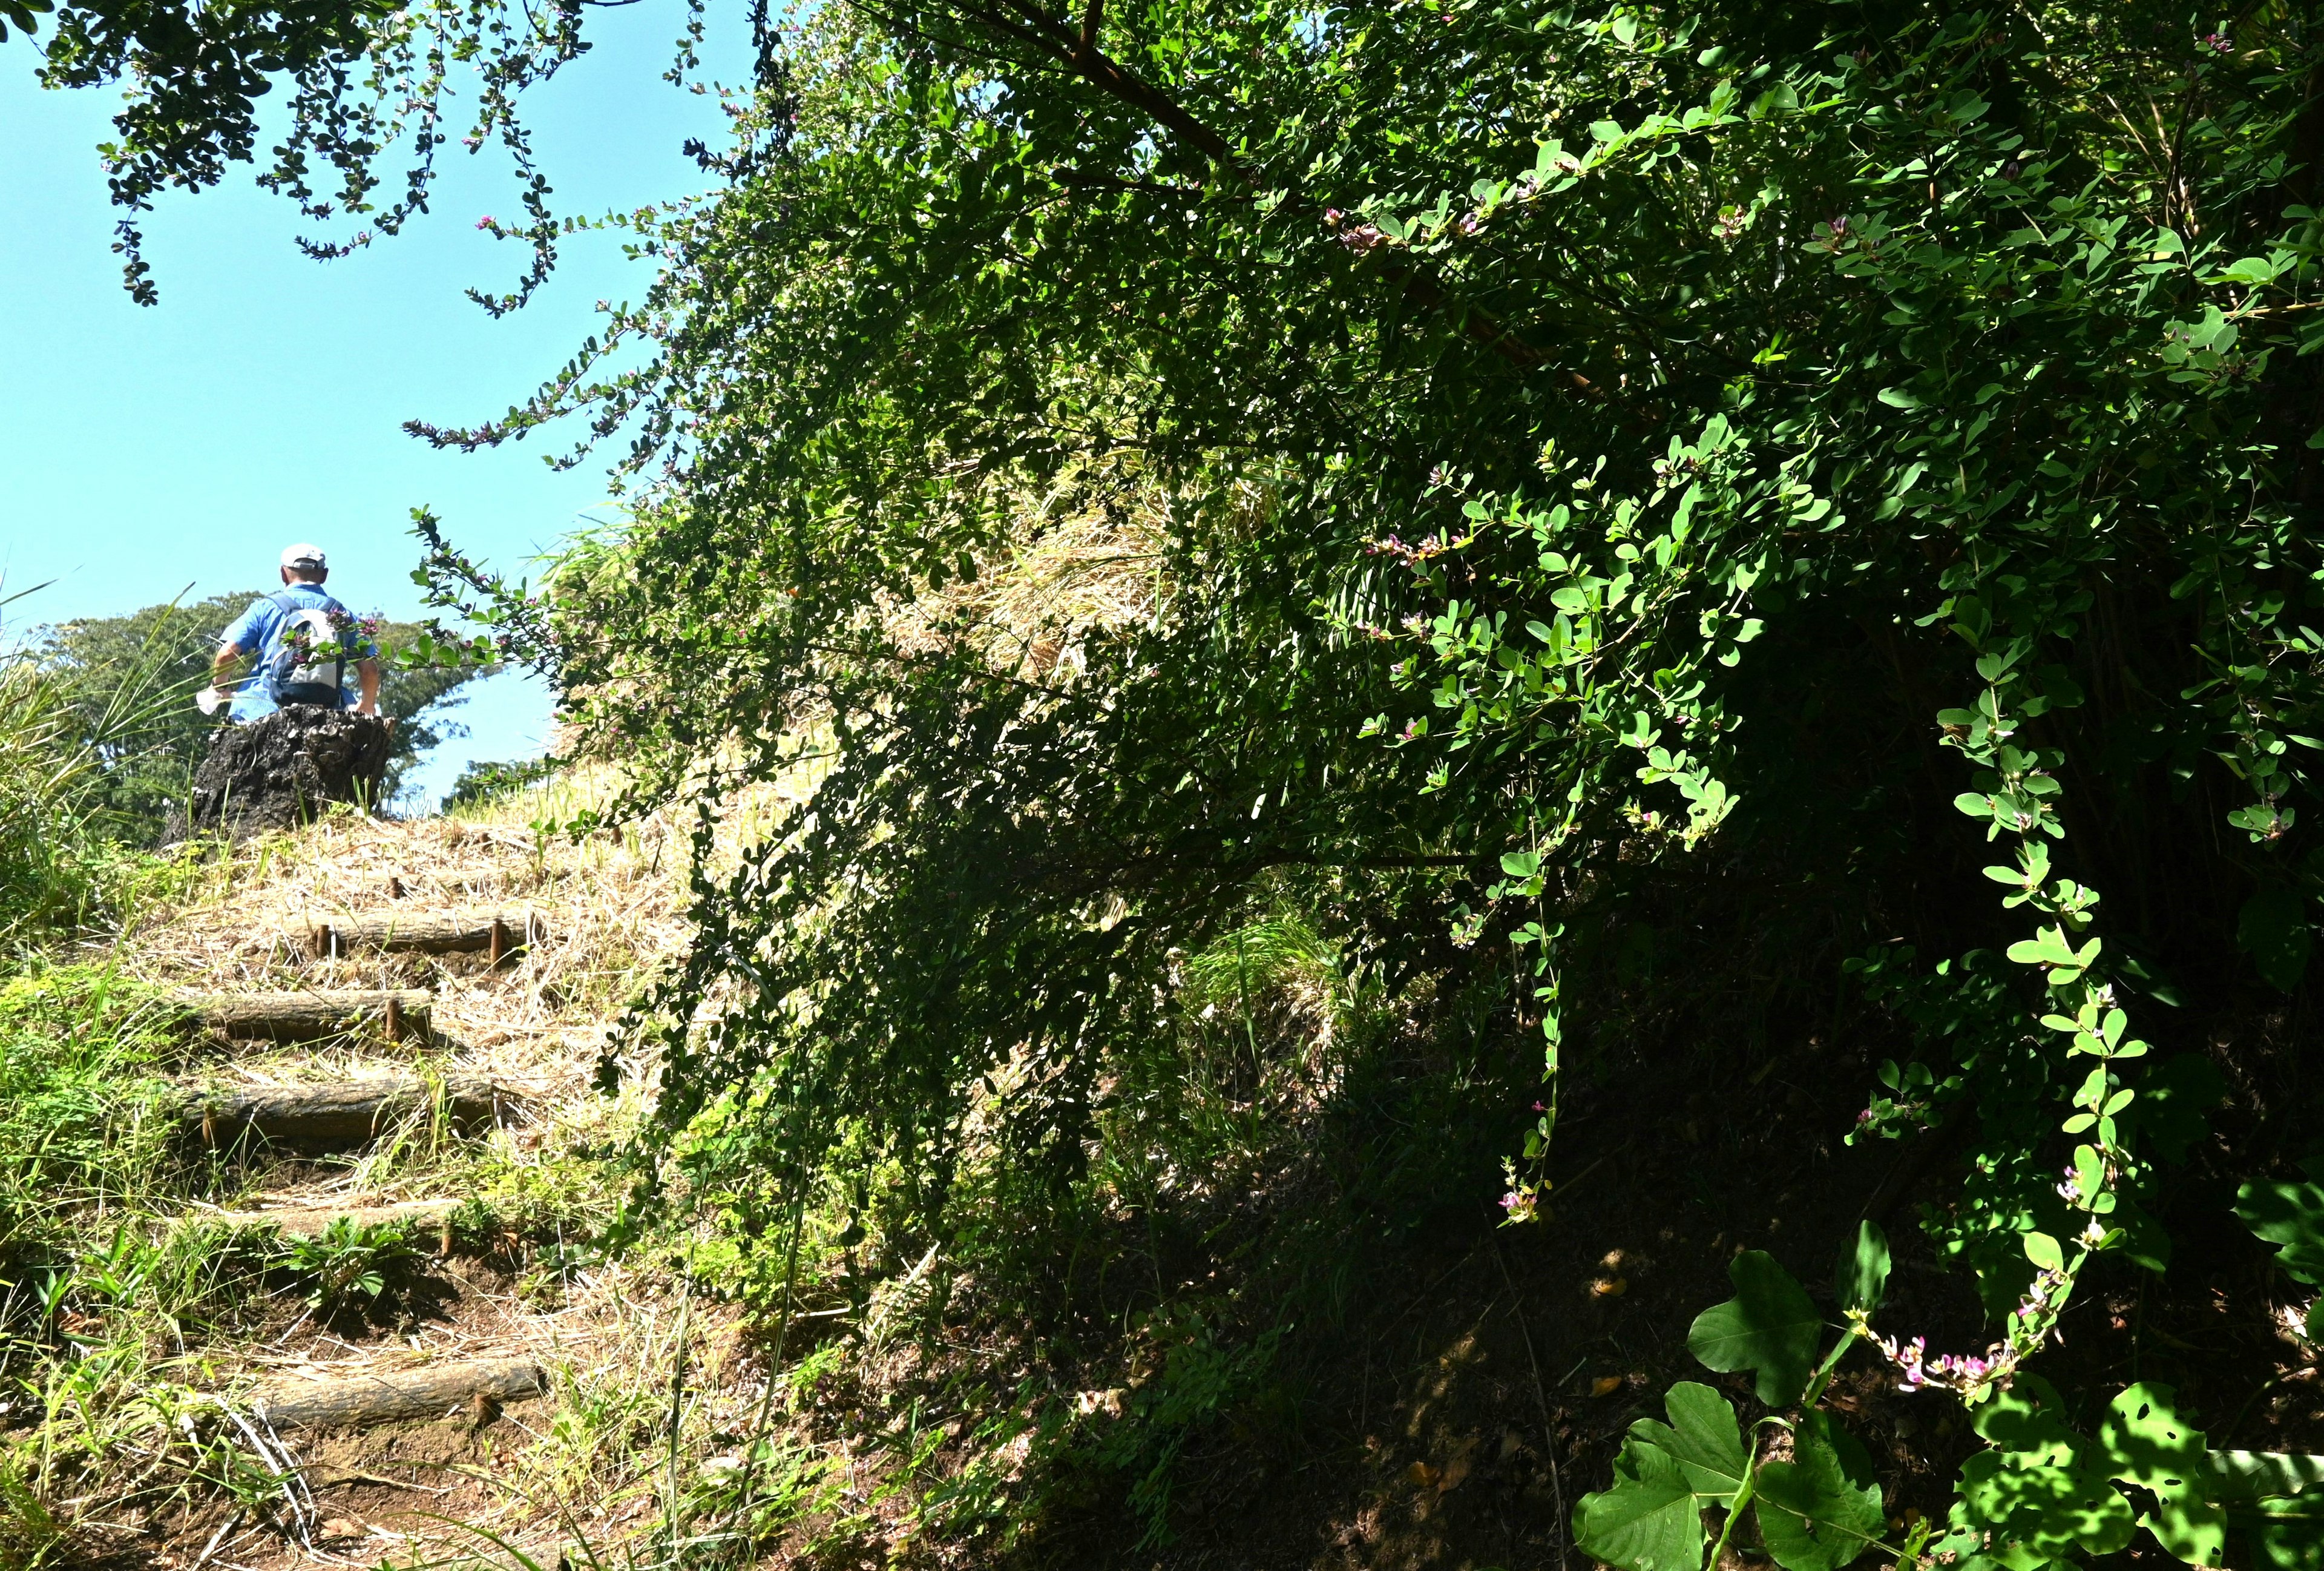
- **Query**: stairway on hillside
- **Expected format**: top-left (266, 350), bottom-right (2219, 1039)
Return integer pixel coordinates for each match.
top-left (175, 915), bottom-right (546, 1439)
top-left (94, 805), bottom-right (726, 1569)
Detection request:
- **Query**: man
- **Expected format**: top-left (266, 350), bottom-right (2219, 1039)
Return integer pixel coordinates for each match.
top-left (209, 544), bottom-right (383, 721)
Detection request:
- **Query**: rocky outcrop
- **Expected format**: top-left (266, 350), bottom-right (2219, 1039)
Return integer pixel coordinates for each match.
top-left (168, 708), bottom-right (393, 843)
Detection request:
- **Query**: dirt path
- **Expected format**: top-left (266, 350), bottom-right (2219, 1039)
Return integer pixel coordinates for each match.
top-left (80, 790), bottom-right (772, 1570)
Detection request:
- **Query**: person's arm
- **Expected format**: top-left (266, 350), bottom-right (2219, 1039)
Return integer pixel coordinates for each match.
top-left (211, 643), bottom-right (243, 703)
top-left (214, 602), bottom-right (266, 705)
top-left (355, 658), bottom-right (381, 717)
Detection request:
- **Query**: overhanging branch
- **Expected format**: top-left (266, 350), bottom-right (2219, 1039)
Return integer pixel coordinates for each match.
top-left (925, 0), bottom-right (1567, 376)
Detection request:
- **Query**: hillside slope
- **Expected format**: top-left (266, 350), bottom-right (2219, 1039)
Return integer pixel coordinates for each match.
top-left (7, 772), bottom-right (2318, 1571)
top-left (4, 776), bottom-right (789, 1569)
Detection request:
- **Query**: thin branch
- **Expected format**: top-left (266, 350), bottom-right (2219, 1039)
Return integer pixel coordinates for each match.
top-left (902, 0), bottom-right (1574, 378)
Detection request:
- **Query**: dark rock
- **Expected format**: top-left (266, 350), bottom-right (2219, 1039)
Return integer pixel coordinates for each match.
top-left (167, 708), bottom-right (393, 843)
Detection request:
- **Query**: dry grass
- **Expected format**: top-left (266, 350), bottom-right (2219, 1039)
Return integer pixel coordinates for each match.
top-left (11, 764), bottom-right (833, 1571)
top-left (878, 460), bottom-right (1170, 682)
top-left (23, 551), bottom-right (1178, 1569)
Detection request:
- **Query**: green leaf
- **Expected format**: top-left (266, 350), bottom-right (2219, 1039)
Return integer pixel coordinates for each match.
top-left (2109, 1193), bottom-right (2175, 1274)
top-left (2216, 254), bottom-right (2288, 285)
top-left (1974, 1375), bottom-right (2082, 1467)
top-left (2235, 1180), bottom-right (2324, 1285)
top-left (2210, 1451), bottom-right (2324, 1570)
top-left (2096, 1383), bottom-right (2227, 1566)
top-left (2023, 1231), bottom-right (2063, 1273)
top-left (1957, 1449), bottom-right (2137, 1558)
top-left (2130, 1055), bottom-right (2226, 1164)
top-left (1834, 1219), bottom-right (1889, 1314)
top-left (2238, 887), bottom-right (2311, 992)
top-left (2248, 1492), bottom-right (2324, 1571)
top-left (1754, 1411), bottom-right (1885, 1571)
top-left (1574, 1434), bottom-right (1705, 1571)
top-left (1627, 1381), bottom-right (1748, 1506)
top-left (2208, 1449), bottom-right (2324, 1503)
top-left (2005, 927), bottom-right (2077, 967)
top-left (1686, 1250), bottom-right (1823, 1405)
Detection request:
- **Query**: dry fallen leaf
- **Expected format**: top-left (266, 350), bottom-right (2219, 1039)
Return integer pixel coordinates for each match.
top-left (1439, 1452), bottom-right (1474, 1492)
top-left (1591, 1276), bottom-right (1629, 1298)
top-left (1591, 1375), bottom-right (1624, 1397)
top-left (1407, 1461), bottom-right (1440, 1488)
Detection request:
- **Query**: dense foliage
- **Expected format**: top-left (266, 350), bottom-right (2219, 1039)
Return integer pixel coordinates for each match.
top-left (503, 2), bottom-right (2324, 1556)
top-left (24, 0), bottom-right (2324, 1562)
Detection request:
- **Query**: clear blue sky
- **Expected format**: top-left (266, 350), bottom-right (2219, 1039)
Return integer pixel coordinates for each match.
top-left (2, 8), bottom-right (747, 802)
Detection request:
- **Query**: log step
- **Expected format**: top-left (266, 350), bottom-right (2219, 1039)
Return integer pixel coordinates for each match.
top-left (180, 989), bottom-right (432, 1044)
top-left (307, 912), bottom-right (543, 963)
top-left (182, 1075), bottom-right (507, 1152)
top-left (247, 1357), bottom-right (548, 1431)
top-left (197, 1197), bottom-right (461, 1240)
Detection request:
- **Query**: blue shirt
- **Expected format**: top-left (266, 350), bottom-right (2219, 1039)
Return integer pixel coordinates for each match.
top-left (220, 585), bottom-right (379, 722)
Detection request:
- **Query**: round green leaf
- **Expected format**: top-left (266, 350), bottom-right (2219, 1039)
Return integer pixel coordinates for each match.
top-left (1686, 1250), bottom-right (1822, 1406)
top-left (1574, 1436), bottom-right (1706, 1571)
top-left (1754, 1411), bottom-right (1885, 1571)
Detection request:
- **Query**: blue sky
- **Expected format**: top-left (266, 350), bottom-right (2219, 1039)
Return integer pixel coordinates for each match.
top-left (2, 7), bottom-right (747, 800)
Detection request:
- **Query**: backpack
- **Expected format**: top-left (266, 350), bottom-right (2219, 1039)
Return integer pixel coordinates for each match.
top-left (265, 591), bottom-right (349, 706)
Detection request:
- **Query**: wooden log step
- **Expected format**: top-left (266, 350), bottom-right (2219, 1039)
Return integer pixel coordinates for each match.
top-left (179, 989), bottom-right (432, 1044)
top-left (182, 1076), bottom-right (507, 1152)
top-left (248, 1357), bottom-right (548, 1431)
top-left (307, 912), bottom-right (543, 963)
top-left (198, 1197), bottom-right (461, 1240)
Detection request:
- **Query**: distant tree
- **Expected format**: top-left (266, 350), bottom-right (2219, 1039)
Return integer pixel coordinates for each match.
top-left (36, 591), bottom-right (488, 835)
top-left (441, 755), bottom-right (557, 811)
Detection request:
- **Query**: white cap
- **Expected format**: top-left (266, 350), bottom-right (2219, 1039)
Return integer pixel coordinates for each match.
top-left (280, 542), bottom-right (327, 570)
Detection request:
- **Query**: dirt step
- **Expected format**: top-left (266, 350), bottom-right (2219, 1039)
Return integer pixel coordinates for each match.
top-left (247, 1357), bottom-right (548, 1432)
top-left (180, 1076), bottom-right (509, 1152)
top-left (179, 989), bottom-right (433, 1044)
top-left (308, 912), bottom-right (544, 963)
top-left (197, 1197), bottom-right (461, 1240)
